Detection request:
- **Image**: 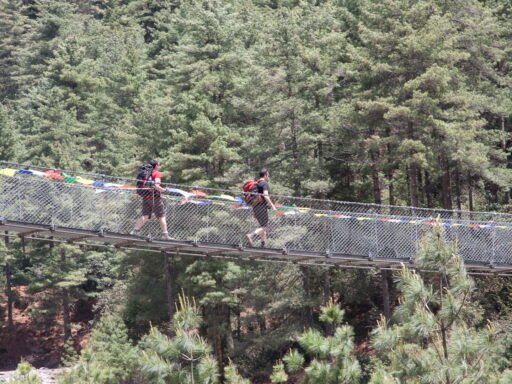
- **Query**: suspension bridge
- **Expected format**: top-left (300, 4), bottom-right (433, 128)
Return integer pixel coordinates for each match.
top-left (1, 161), bottom-right (512, 275)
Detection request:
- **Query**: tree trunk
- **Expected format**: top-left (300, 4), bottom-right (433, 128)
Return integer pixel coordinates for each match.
top-left (418, 170), bottom-right (425, 206)
top-left (408, 123), bottom-right (419, 207)
top-left (468, 174), bottom-right (474, 212)
top-left (381, 270), bottom-right (391, 320)
top-left (387, 168), bottom-right (395, 206)
top-left (206, 304), bottom-right (230, 382)
top-left (502, 116), bottom-right (511, 204)
top-left (291, 111), bottom-right (301, 195)
top-left (501, 115), bottom-right (506, 151)
top-left (235, 308), bottom-right (241, 340)
top-left (6, 262), bottom-right (14, 332)
top-left (441, 156), bottom-right (452, 210)
top-left (409, 164), bottom-right (419, 207)
top-left (425, 171), bottom-right (433, 208)
top-left (4, 234), bottom-right (14, 332)
top-left (454, 165), bottom-right (462, 213)
top-left (439, 275), bottom-right (450, 384)
top-left (371, 153), bottom-right (382, 205)
top-left (283, 32), bottom-right (301, 197)
top-left (214, 334), bottom-right (224, 382)
top-left (60, 248), bottom-right (71, 341)
top-left (323, 268), bottom-right (331, 303)
top-left (164, 254), bottom-right (176, 336)
top-left (385, 128), bottom-right (395, 207)
top-left (300, 266), bottom-right (313, 327)
top-left (257, 314), bottom-right (266, 333)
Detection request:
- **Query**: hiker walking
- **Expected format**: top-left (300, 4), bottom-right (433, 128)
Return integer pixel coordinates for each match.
top-left (131, 159), bottom-right (172, 240)
top-left (245, 169), bottom-right (277, 247)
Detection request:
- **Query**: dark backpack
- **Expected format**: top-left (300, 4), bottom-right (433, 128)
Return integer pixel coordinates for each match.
top-left (242, 179), bottom-right (263, 206)
top-left (136, 164), bottom-right (154, 197)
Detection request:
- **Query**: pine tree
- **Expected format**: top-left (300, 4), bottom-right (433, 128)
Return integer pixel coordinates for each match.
top-left (14, 0), bottom-right (147, 172)
top-left (274, 298), bottom-right (362, 384)
top-left (139, 0), bottom-right (249, 184)
top-left (0, 104), bottom-right (17, 161)
top-left (7, 360), bottom-right (42, 384)
top-left (225, 360), bottom-right (251, 384)
top-left (123, 252), bottom-right (172, 331)
top-left (183, 259), bottom-right (246, 378)
top-left (232, 263), bottom-right (328, 373)
top-left (27, 244), bottom-right (87, 341)
top-left (348, 0), bottom-right (510, 209)
top-left (0, 0), bottom-right (30, 102)
top-left (0, 239), bottom-right (16, 332)
top-left (138, 293), bottom-right (219, 383)
top-left (369, 221), bottom-right (511, 383)
top-left (59, 314), bottom-right (139, 384)
top-left (247, 1), bottom-right (348, 196)
top-left (60, 337), bottom-right (79, 367)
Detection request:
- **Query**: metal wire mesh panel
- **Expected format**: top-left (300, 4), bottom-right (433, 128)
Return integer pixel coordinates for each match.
top-left (2, 163), bottom-right (512, 267)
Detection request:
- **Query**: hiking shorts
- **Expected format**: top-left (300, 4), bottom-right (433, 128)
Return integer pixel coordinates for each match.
top-left (253, 204), bottom-right (269, 227)
top-left (141, 198), bottom-right (166, 219)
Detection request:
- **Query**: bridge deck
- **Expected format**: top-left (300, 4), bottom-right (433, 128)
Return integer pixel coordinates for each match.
top-left (1, 161), bottom-right (512, 275)
top-left (1, 219), bottom-right (510, 276)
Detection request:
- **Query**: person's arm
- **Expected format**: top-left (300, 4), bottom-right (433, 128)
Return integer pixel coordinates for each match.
top-left (263, 190), bottom-right (277, 210)
top-left (153, 176), bottom-right (166, 193)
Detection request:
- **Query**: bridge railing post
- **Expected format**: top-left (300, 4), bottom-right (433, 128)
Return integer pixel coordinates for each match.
top-left (327, 201), bottom-right (334, 257)
top-left (206, 193), bottom-right (210, 243)
top-left (491, 213), bottom-right (496, 267)
top-left (372, 206), bottom-right (379, 261)
top-left (412, 207), bottom-right (420, 264)
top-left (17, 193), bottom-right (22, 222)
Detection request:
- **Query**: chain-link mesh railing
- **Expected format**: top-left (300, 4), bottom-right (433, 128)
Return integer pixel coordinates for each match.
top-left (1, 162), bottom-right (512, 266)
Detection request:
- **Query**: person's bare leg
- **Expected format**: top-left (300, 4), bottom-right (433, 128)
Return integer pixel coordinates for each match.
top-left (132, 215), bottom-right (149, 233)
top-left (246, 227), bottom-right (266, 247)
top-left (159, 216), bottom-right (171, 239)
top-left (246, 226), bottom-right (264, 247)
top-left (245, 231), bottom-right (255, 246)
top-left (257, 227), bottom-right (267, 247)
top-left (255, 227), bottom-right (266, 241)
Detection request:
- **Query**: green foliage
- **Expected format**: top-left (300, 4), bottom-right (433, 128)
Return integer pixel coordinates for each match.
top-left (0, 238), bottom-right (15, 265)
top-left (179, 259), bottom-right (249, 378)
top-left (2, 0), bottom-right (512, 382)
top-left (275, 300), bottom-right (362, 384)
top-left (59, 314), bottom-right (138, 384)
top-left (137, 292), bottom-right (219, 384)
top-left (224, 360), bottom-right (251, 384)
top-left (25, 243), bottom-right (114, 333)
top-left (270, 361), bottom-right (288, 384)
top-left (144, 0), bottom-right (247, 185)
top-left (60, 338), bottom-right (79, 368)
top-left (123, 252), bottom-right (171, 333)
top-left (7, 360), bottom-right (42, 384)
top-left (282, 349), bottom-right (304, 373)
top-left (369, 221), bottom-right (511, 383)
top-left (0, 104), bottom-right (18, 161)
top-left (319, 298), bottom-right (344, 326)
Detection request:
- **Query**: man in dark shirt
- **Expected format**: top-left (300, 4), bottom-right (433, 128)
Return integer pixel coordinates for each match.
top-left (131, 159), bottom-right (172, 240)
top-left (246, 168), bottom-right (277, 247)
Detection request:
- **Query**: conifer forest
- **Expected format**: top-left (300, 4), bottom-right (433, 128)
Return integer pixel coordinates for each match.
top-left (2, 0), bottom-right (512, 383)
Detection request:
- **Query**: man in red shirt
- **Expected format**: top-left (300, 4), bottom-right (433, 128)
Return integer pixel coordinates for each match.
top-left (245, 169), bottom-right (277, 247)
top-left (131, 159), bottom-right (171, 240)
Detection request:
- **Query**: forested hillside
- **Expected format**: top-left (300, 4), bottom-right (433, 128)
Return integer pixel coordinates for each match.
top-left (1, 0), bottom-right (512, 383)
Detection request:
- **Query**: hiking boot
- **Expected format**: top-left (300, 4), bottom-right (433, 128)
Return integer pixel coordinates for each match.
top-left (245, 233), bottom-right (254, 247)
top-left (260, 241), bottom-right (266, 248)
top-left (161, 232), bottom-right (173, 241)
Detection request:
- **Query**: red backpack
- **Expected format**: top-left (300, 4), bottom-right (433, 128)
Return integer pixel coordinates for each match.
top-left (242, 179), bottom-right (263, 206)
